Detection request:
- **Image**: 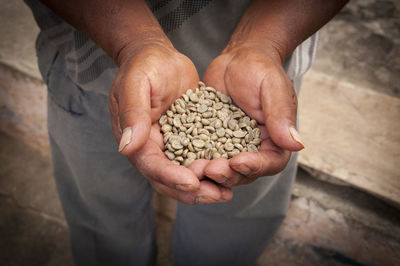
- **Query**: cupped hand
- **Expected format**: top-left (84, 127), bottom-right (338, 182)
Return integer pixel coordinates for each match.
top-left (127, 123), bottom-right (233, 204)
top-left (202, 45), bottom-right (304, 187)
top-left (109, 41), bottom-right (198, 154)
top-left (108, 41), bottom-right (232, 204)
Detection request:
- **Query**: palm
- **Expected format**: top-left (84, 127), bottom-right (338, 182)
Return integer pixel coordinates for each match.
top-left (128, 123), bottom-right (232, 204)
top-left (110, 43), bottom-right (232, 204)
top-left (201, 47), bottom-right (296, 186)
top-left (203, 47), bottom-right (290, 123)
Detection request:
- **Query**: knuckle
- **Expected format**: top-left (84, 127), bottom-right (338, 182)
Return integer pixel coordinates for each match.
top-left (108, 95), bottom-right (119, 114)
top-left (221, 179), bottom-right (235, 188)
top-left (292, 96), bottom-right (298, 111)
top-left (290, 91), bottom-right (298, 111)
top-left (253, 160), bottom-right (265, 177)
top-left (270, 153), bottom-right (291, 175)
top-left (182, 196), bottom-right (197, 205)
top-left (176, 191), bottom-right (196, 205)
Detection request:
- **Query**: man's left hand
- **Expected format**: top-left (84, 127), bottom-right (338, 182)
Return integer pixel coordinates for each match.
top-left (202, 45), bottom-right (304, 187)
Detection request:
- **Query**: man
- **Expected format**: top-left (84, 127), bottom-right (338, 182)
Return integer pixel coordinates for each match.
top-left (25, 0), bottom-right (347, 265)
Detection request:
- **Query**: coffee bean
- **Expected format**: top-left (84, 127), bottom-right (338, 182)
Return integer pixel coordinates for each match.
top-left (159, 82), bottom-right (260, 166)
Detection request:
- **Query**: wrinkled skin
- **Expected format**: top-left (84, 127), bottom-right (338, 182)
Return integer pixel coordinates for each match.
top-left (202, 46), bottom-right (303, 187)
top-left (109, 42), bottom-right (232, 204)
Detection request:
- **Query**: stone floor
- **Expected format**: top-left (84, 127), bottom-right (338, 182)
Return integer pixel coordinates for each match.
top-left (0, 131), bottom-right (72, 266)
top-left (1, 0), bottom-right (400, 265)
top-left (1, 129), bottom-right (399, 266)
top-left (314, 0), bottom-right (400, 98)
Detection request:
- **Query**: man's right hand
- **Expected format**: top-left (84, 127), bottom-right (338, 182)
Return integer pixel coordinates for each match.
top-left (39, 0), bottom-right (232, 204)
top-left (109, 41), bottom-right (198, 154)
top-left (127, 123), bottom-right (233, 204)
top-left (109, 42), bottom-right (232, 204)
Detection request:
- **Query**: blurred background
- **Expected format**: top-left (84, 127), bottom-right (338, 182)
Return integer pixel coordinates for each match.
top-left (0, 0), bottom-right (399, 265)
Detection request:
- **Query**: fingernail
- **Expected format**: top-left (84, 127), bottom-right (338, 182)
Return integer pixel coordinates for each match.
top-left (119, 127), bottom-right (132, 152)
top-left (195, 196), bottom-right (215, 204)
top-left (219, 198), bottom-right (231, 202)
top-left (235, 164), bottom-right (251, 175)
top-left (216, 176), bottom-right (228, 184)
top-left (176, 184), bottom-right (197, 192)
top-left (289, 126), bottom-right (305, 148)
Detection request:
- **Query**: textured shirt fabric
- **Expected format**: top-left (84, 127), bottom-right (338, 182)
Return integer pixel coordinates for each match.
top-left (25, 0), bottom-right (318, 97)
top-left (25, 2), bottom-right (318, 265)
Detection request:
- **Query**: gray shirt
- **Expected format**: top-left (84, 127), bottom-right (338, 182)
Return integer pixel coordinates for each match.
top-left (25, 0), bottom-right (318, 96)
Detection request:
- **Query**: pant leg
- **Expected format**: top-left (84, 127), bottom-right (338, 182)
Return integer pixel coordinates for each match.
top-left (173, 154), bottom-right (297, 266)
top-left (173, 75), bottom-right (302, 266)
top-left (46, 53), bottom-right (156, 266)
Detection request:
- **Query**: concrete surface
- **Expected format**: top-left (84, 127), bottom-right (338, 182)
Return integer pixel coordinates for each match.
top-left (1, 130), bottom-right (399, 266)
top-left (0, 63), bottom-right (49, 155)
top-left (259, 171), bottom-right (400, 266)
top-left (0, 0), bottom-right (40, 79)
top-left (1, 0), bottom-right (400, 265)
top-left (298, 71), bottom-right (400, 207)
top-left (0, 131), bottom-right (71, 266)
top-left (314, 0), bottom-right (400, 98)
top-left (1, 0), bottom-right (399, 97)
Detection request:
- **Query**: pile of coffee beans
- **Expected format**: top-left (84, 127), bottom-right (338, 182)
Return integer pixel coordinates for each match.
top-left (159, 82), bottom-right (261, 167)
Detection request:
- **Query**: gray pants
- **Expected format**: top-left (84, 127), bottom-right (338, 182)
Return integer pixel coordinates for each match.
top-left (46, 52), bottom-right (297, 266)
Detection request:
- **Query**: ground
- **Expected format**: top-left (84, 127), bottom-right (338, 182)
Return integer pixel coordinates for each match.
top-left (0, 0), bottom-right (399, 265)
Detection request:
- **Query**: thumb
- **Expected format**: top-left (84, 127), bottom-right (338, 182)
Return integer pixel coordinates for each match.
top-left (202, 55), bottom-right (230, 92)
top-left (261, 71), bottom-right (304, 151)
top-left (114, 71), bottom-right (152, 155)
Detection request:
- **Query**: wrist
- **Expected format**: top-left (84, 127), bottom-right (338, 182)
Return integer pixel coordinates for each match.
top-left (222, 11), bottom-right (289, 65)
top-left (222, 38), bottom-right (285, 65)
top-left (115, 32), bottom-right (174, 67)
top-left (221, 0), bottom-right (295, 65)
top-left (78, 0), bottom-right (173, 66)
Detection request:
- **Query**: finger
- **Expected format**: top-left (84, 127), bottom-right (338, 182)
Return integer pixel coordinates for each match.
top-left (151, 179), bottom-right (231, 204)
top-left (151, 181), bottom-right (198, 205)
top-left (189, 159), bottom-right (234, 200)
top-left (261, 71), bottom-right (304, 151)
top-left (131, 138), bottom-right (200, 192)
top-left (229, 139), bottom-right (291, 178)
top-left (219, 185), bottom-right (233, 201)
top-left (188, 159), bottom-right (209, 180)
top-left (202, 55), bottom-right (230, 93)
top-left (204, 158), bottom-right (246, 187)
top-left (115, 71), bottom-right (152, 154)
top-left (150, 123), bottom-right (164, 149)
top-left (109, 91), bottom-right (123, 142)
top-left (192, 179), bottom-right (232, 203)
